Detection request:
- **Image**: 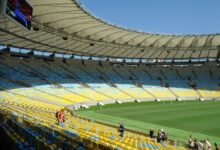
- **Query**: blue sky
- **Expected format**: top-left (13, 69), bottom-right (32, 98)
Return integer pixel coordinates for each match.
top-left (79, 0), bottom-right (220, 35)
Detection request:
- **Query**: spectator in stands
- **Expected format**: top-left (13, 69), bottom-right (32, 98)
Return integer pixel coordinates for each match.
top-left (149, 128), bottom-right (154, 139)
top-left (157, 129), bottom-right (162, 142)
top-left (56, 108), bottom-right (65, 127)
top-left (197, 140), bottom-right (204, 150)
top-left (204, 139), bottom-right (212, 150)
top-left (214, 143), bottom-right (220, 150)
top-left (194, 139), bottom-right (198, 150)
top-left (161, 129), bottom-right (167, 142)
top-left (157, 129), bottom-right (167, 143)
top-left (118, 123), bottom-right (125, 138)
top-left (188, 135), bottom-right (194, 149)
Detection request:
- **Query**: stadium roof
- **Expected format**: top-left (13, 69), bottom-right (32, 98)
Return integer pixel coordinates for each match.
top-left (0, 0), bottom-right (220, 59)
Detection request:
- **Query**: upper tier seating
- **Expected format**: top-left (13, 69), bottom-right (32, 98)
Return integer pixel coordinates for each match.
top-left (0, 55), bottom-right (219, 106)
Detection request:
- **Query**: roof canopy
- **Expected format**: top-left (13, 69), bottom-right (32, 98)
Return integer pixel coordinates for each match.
top-left (0, 0), bottom-right (220, 59)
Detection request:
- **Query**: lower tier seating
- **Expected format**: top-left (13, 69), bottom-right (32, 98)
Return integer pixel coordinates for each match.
top-left (0, 99), bottom-right (186, 150)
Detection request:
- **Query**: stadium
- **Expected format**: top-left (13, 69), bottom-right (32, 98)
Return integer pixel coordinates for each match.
top-left (0, 0), bottom-right (220, 149)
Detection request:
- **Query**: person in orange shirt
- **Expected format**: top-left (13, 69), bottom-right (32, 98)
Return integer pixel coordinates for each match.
top-left (56, 108), bottom-right (65, 127)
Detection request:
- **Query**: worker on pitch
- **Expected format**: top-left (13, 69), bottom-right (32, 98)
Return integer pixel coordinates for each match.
top-left (118, 123), bottom-right (125, 138)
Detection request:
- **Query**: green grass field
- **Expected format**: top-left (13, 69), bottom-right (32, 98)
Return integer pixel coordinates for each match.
top-left (76, 100), bottom-right (220, 145)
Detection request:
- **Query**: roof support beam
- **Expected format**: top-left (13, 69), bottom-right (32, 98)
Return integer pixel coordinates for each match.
top-left (85, 27), bottom-right (116, 38)
top-left (162, 36), bottom-right (175, 47)
top-left (136, 35), bottom-right (153, 46)
top-left (111, 32), bottom-right (135, 44)
top-left (124, 34), bottom-right (145, 45)
top-left (58, 20), bottom-right (97, 30)
top-left (149, 36), bottom-right (164, 47)
top-left (71, 23), bottom-right (105, 35)
top-left (99, 30), bottom-right (124, 41)
top-left (45, 16), bottom-right (89, 25)
top-left (204, 35), bottom-right (215, 47)
top-left (33, 10), bottom-right (83, 19)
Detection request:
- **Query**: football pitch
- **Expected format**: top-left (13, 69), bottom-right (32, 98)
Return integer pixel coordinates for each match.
top-left (76, 100), bottom-right (220, 144)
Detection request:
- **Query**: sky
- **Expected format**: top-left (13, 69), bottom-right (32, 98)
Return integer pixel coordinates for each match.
top-left (79, 0), bottom-right (220, 35)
